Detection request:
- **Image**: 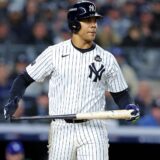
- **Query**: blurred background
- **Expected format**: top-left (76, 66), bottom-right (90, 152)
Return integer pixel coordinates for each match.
top-left (0, 0), bottom-right (160, 159)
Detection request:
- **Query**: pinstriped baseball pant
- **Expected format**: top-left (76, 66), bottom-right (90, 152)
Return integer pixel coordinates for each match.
top-left (48, 120), bottom-right (109, 160)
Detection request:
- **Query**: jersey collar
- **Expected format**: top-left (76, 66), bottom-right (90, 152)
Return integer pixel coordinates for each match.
top-left (71, 40), bottom-right (96, 53)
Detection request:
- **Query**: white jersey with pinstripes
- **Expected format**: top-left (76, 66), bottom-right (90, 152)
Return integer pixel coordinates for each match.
top-left (26, 39), bottom-right (128, 115)
top-left (26, 39), bottom-right (128, 160)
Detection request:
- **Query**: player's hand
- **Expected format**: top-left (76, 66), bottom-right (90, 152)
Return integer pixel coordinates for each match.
top-left (125, 104), bottom-right (140, 122)
top-left (3, 97), bottom-right (20, 120)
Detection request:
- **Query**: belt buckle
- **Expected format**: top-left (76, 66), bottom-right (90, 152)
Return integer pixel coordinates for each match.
top-left (73, 119), bottom-right (87, 123)
top-left (65, 119), bottom-right (87, 123)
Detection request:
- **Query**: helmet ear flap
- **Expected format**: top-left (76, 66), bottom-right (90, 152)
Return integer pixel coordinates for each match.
top-left (68, 20), bottom-right (81, 33)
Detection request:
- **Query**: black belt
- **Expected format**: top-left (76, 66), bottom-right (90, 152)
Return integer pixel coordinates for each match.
top-left (64, 119), bottom-right (88, 123)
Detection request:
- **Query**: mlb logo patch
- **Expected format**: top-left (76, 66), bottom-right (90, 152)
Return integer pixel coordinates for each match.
top-left (94, 55), bottom-right (102, 62)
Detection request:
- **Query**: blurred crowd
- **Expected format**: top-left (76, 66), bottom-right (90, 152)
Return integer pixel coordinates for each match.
top-left (0, 0), bottom-right (159, 47)
top-left (105, 47), bottom-right (160, 127)
top-left (4, 140), bottom-right (47, 160)
top-left (0, 0), bottom-right (160, 127)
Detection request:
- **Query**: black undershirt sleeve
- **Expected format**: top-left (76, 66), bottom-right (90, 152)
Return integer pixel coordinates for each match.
top-left (110, 89), bottom-right (134, 109)
top-left (9, 71), bottom-right (35, 100)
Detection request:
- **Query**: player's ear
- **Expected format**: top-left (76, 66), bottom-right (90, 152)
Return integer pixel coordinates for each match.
top-left (68, 20), bottom-right (81, 33)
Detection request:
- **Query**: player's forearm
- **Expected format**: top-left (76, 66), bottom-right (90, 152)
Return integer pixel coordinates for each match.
top-left (9, 71), bottom-right (35, 100)
top-left (110, 89), bottom-right (134, 109)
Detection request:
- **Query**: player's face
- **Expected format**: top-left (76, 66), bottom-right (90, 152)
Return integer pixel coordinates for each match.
top-left (79, 17), bottom-right (97, 42)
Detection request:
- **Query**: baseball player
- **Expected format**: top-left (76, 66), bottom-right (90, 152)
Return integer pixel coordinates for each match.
top-left (1, 1), bottom-right (140, 160)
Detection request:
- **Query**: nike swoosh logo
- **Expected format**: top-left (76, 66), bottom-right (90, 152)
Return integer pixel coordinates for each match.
top-left (62, 54), bottom-right (70, 58)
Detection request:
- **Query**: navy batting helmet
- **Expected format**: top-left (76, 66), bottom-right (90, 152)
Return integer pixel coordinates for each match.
top-left (67, 1), bottom-right (102, 33)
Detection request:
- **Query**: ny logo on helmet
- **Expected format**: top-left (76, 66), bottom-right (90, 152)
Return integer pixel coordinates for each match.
top-left (89, 5), bottom-right (95, 12)
top-left (88, 63), bottom-right (105, 82)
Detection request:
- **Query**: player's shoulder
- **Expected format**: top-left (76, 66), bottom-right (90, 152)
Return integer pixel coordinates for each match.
top-left (95, 44), bottom-right (115, 59)
top-left (49, 39), bottom-right (70, 49)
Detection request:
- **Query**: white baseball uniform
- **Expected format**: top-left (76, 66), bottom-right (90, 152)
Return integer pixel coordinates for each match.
top-left (26, 39), bottom-right (128, 160)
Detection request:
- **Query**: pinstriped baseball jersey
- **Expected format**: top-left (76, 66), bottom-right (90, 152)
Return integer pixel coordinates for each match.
top-left (27, 40), bottom-right (127, 115)
top-left (26, 39), bottom-right (128, 160)
top-left (26, 39), bottom-right (128, 116)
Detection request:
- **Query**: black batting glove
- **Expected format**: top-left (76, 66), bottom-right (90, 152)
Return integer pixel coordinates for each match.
top-left (3, 96), bottom-right (20, 120)
top-left (125, 104), bottom-right (140, 122)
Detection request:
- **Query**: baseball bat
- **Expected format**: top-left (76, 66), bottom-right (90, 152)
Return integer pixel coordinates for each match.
top-left (11, 109), bottom-right (134, 121)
